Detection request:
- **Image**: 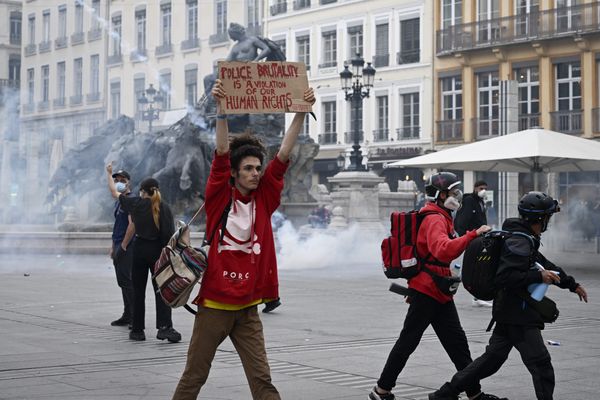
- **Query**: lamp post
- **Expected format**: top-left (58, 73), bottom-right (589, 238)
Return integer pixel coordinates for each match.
top-left (339, 53), bottom-right (376, 171)
top-left (137, 84), bottom-right (164, 133)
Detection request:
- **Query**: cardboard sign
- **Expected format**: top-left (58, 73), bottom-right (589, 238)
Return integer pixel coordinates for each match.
top-left (217, 61), bottom-right (312, 114)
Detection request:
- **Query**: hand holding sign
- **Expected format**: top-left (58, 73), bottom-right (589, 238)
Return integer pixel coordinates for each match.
top-left (217, 61), bottom-right (313, 114)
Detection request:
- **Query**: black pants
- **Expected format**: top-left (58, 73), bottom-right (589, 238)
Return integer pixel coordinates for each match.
top-left (112, 242), bottom-right (133, 319)
top-left (377, 291), bottom-right (481, 397)
top-left (437, 323), bottom-right (554, 400)
top-left (131, 238), bottom-right (172, 332)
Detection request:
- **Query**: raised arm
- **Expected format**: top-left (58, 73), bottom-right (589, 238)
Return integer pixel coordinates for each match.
top-left (277, 87), bottom-right (315, 163)
top-left (212, 79), bottom-right (230, 155)
top-left (106, 164), bottom-right (120, 199)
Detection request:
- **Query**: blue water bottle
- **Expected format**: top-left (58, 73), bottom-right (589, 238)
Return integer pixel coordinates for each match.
top-left (452, 263), bottom-right (462, 278)
top-left (528, 263), bottom-right (559, 301)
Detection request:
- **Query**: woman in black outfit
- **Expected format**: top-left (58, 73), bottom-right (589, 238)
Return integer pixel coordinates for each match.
top-left (107, 164), bottom-right (181, 342)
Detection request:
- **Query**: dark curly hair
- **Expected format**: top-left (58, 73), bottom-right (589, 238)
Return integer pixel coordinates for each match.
top-left (229, 134), bottom-right (266, 172)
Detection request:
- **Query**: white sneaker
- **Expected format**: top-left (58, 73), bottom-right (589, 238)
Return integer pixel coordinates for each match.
top-left (472, 298), bottom-right (493, 307)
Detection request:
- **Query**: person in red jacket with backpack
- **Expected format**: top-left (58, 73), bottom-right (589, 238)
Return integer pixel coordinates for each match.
top-left (171, 79), bottom-right (315, 400)
top-left (370, 172), bottom-right (505, 400)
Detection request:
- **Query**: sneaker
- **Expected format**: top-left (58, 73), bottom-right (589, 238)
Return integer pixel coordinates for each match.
top-left (368, 386), bottom-right (395, 400)
top-left (157, 326), bottom-right (182, 343)
top-left (263, 299), bottom-right (281, 313)
top-left (472, 298), bottom-right (493, 308)
top-left (129, 330), bottom-right (146, 341)
top-left (474, 393), bottom-right (508, 400)
top-left (111, 315), bottom-right (131, 326)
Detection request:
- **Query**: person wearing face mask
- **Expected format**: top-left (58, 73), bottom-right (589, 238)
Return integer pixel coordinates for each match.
top-left (429, 192), bottom-right (588, 400)
top-left (369, 172), bottom-right (500, 400)
top-left (106, 165), bottom-right (181, 343)
top-left (455, 180), bottom-right (493, 307)
top-left (106, 169), bottom-right (135, 328)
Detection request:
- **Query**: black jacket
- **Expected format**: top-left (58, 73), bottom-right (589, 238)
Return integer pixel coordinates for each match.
top-left (455, 193), bottom-right (487, 236)
top-left (493, 218), bottom-right (580, 328)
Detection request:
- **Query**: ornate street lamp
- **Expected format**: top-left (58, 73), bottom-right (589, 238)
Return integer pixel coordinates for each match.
top-left (336, 152), bottom-right (346, 170)
top-left (339, 53), bottom-right (376, 171)
top-left (137, 84), bottom-right (164, 133)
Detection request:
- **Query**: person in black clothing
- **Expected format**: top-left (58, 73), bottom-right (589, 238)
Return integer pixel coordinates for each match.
top-left (429, 192), bottom-right (588, 400)
top-left (106, 164), bottom-right (182, 343)
top-left (108, 169), bottom-right (135, 327)
top-left (455, 180), bottom-right (488, 237)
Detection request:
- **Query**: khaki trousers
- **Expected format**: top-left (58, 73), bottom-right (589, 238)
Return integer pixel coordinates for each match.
top-left (172, 305), bottom-right (280, 400)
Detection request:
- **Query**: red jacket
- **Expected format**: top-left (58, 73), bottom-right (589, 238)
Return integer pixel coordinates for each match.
top-left (408, 202), bottom-right (478, 304)
top-left (194, 151), bottom-right (288, 305)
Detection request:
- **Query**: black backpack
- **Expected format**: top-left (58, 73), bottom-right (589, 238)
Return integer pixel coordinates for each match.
top-left (462, 230), bottom-right (533, 301)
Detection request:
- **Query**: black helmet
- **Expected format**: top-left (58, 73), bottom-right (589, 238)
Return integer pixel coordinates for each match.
top-left (425, 172), bottom-right (461, 200)
top-left (518, 191), bottom-right (560, 222)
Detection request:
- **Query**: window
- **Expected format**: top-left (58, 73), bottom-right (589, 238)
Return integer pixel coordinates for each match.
top-left (441, 0), bottom-right (462, 28)
top-left (439, 76), bottom-right (463, 139)
top-left (515, 0), bottom-right (539, 37)
top-left (216, 0), bottom-right (228, 35)
top-left (75, 1), bottom-right (83, 33)
top-left (515, 66), bottom-right (540, 129)
top-left (161, 4), bottom-right (172, 45)
top-left (58, 6), bottom-right (67, 38)
top-left (27, 68), bottom-right (34, 104)
top-left (41, 65), bottom-right (49, 102)
top-left (348, 101), bottom-right (363, 143)
top-left (296, 35), bottom-right (310, 69)
top-left (247, 0), bottom-right (260, 29)
top-left (10, 12), bottom-right (21, 44)
top-left (111, 16), bottom-right (121, 55)
top-left (321, 101), bottom-right (337, 144)
top-left (556, 62), bottom-right (581, 111)
top-left (274, 38), bottom-right (286, 58)
top-left (43, 10), bottom-right (50, 42)
top-left (556, 0), bottom-right (581, 32)
top-left (57, 61), bottom-right (66, 101)
top-left (321, 30), bottom-right (337, 68)
top-left (111, 81), bottom-right (121, 119)
top-left (134, 76), bottom-right (146, 115)
top-left (347, 25), bottom-right (363, 59)
top-left (399, 18), bottom-right (419, 64)
top-left (375, 95), bottom-right (388, 141)
top-left (74, 58), bottom-right (83, 97)
top-left (90, 54), bottom-right (100, 95)
top-left (91, 0), bottom-right (101, 30)
top-left (9, 58), bottom-right (20, 82)
top-left (374, 23), bottom-right (389, 67)
top-left (477, 0), bottom-right (500, 43)
top-left (476, 71), bottom-right (499, 137)
top-left (159, 72), bottom-right (171, 110)
top-left (136, 9), bottom-right (146, 52)
top-left (28, 15), bottom-right (35, 45)
top-left (185, 68), bottom-right (198, 106)
top-left (401, 92), bottom-right (419, 139)
top-left (301, 114), bottom-right (309, 136)
top-left (187, 0), bottom-right (198, 40)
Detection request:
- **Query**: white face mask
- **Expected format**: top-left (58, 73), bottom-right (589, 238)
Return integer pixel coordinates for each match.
top-left (478, 189), bottom-right (487, 199)
top-left (115, 182), bottom-right (127, 193)
top-left (444, 196), bottom-right (461, 211)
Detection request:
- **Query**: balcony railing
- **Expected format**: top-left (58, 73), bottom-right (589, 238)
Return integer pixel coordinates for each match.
top-left (55, 36), bottom-right (68, 49)
top-left (87, 28), bottom-right (102, 41)
top-left (344, 131), bottom-right (364, 143)
top-left (551, 110), bottom-right (582, 134)
top-left (209, 31), bottom-right (229, 45)
top-left (155, 43), bottom-right (173, 56)
top-left (519, 113), bottom-right (540, 131)
top-left (437, 2), bottom-right (600, 55)
top-left (181, 37), bottom-right (200, 50)
top-left (320, 0), bottom-right (336, 4)
top-left (87, 92), bottom-right (101, 103)
top-left (130, 49), bottom-right (147, 62)
top-left (270, 2), bottom-right (287, 16)
top-left (0, 79), bottom-right (19, 91)
top-left (70, 94), bottom-right (83, 106)
top-left (25, 43), bottom-right (36, 56)
top-left (318, 61), bottom-right (337, 69)
top-left (472, 117), bottom-right (499, 139)
top-left (71, 31), bottom-right (85, 45)
top-left (10, 35), bottom-right (21, 45)
top-left (593, 108), bottom-right (600, 133)
top-left (37, 100), bottom-right (49, 111)
top-left (397, 49), bottom-right (419, 64)
top-left (23, 103), bottom-right (35, 113)
top-left (373, 129), bottom-right (389, 142)
top-left (53, 98), bottom-right (66, 108)
top-left (318, 132), bottom-right (337, 145)
top-left (293, 0), bottom-right (310, 10)
top-left (437, 120), bottom-right (463, 141)
top-left (39, 41), bottom-right (51, 53)
top-left (107, 53), bottom-right (122, 65)
top-left (397, 126), bottom-right (420, 140)
top-left (372, 54), bottom-right (389, 68)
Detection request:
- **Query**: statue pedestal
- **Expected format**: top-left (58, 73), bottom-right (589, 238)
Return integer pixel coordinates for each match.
top-left (328, 170), bottom-right (386, 234)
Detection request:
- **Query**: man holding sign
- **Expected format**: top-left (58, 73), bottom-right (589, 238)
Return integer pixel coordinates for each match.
top-left (171, 77), bottom-right (315, 400)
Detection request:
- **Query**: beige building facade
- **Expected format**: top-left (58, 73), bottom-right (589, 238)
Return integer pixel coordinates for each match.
top-left (265, 0), bottom-right (435, 190)
top-left (434, 0), bottom-right (600, 210)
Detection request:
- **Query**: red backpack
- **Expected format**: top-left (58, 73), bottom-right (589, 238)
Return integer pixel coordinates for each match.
top-left (381, 210), bottom-right (437, 279)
